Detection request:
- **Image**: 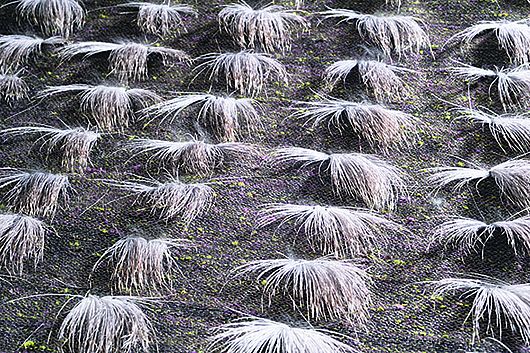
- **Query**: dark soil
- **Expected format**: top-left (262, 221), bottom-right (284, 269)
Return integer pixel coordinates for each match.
top-left (0, 0), bottom-right (529, 352)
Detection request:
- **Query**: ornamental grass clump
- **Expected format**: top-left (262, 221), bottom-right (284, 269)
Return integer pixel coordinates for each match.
top-left (233, 256), bottom-right (371, 325)
top-left (58, 41), bottom-right (190, 82)
top-left (0, 213), bottom-right (51, 275)
top-left (92, 236), bottom-right (190, 294)
top-left (274, 147), bottom-right (405, 210)
top-left (0, 125), bottom-right (100, 172)
top-left (257, 203), bottom-right (402, 257)
top-left (0, 169), bottom-right (70, 219)
top-left (218, 1), bottom-right (308, 53)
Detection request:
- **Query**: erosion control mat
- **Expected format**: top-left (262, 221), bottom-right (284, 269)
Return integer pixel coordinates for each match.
top-left (1, 0), bottom-right (530, 352)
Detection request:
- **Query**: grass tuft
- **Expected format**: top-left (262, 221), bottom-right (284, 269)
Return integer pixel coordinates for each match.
top-left (429, 275), bottom-right (530, 344)
top-left (208, 317), bottom-right (360, 353)
top-left (141, 93), bottom-right (260, 141)
top-left (104, 176), bottom-right (213, 225)
top-left (324, 59), bottom-right (414, 101)
top-left (119, 2), bottom-right (196, 37)
top-left (39, 84), bottom-right (160, 131)
top-left (321, 9), bottom-right (430, 58)
top-left (456, 108), bottom-right (530, 153)
top-left (274, 147), bottom-right (405, 210)
top-left (0, 169), bottom-right (70, 219)
top-left (257, 203), bottom-right (402, 257)
top-left (0, 125), bottom-right (100, 172)
top-left (0, 213), bottom-right (50, 275)
top-left (195, 50), bottom-right (287, 97)
top-left (218, 1), bottom-right (308, 53)
top-left (294, 96), bottom-right (417, 150)
top-left (449, 19), bottom-right (530, 65)
top-left (93, 236), bottom-right (190, 294)
top-left (0, 34), bottom-right (62, 69)
top-left (127, 138), bottom-right (257, 175)
top-left (450, 62), bottom-right (530, 111)
top-left (432, 215), bottom-right (530, 257)
top-left (234, 256), bottom-right (371, 325)
top-left (58, 41), bottom-right (190, 83)
top-left (15, 0), bottom-right (84, 38)
top-left (427, 158), bottom-right (530, 209)
top-left (0, 70), bottom-right (28, 103)
top-left (59, 295), bottom-right (154, 353)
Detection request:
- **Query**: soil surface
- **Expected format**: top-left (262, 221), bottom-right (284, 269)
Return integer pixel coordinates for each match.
top-left (1, 0), bottom-right (529, 352)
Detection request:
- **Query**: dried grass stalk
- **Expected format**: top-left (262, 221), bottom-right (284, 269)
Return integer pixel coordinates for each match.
top-left (218, 1), bottom-right (308, 53)
top-left (39, 84), bottom-right (160, 131)
top-left (119, 2), bottom-right (196, 36)
top-left (234, 256), bottom-right (371, 325)
top-left (104, 177), bottom-right (213, 224)
top-left (59, 295), bottom-right (154, 353)
top-left (93, 236), bottom-right (189, 294)
top-left (427, 159), bottom-right (530, 209)
top-left (195, 50), bottom-right (288, 97)
top-left (0, 125), bottom-right (100, 172)
top-left (257, 203), bottom-right (402, 257)
top-left (429, 275), bottom-right (530, 344)
top-left (208, 317), bottom-right (360, 353)
top-left (0, 34), bottom-right (61, 69)
top-left (321, 9), bottom-right (430, 58)
top-left (324, 59), bottom-right (414, 101)
top-left (450, 62), bottom-right (530, 111)
top-left (15, 0), bottom-right (85, 38)
top-left (274, 147), bottom-right (405, 210)
top-left (294, 96), bottom-right (417, 149)
top-left (127, 138), bottom-right (256, 175)
top-left (58, 41), bottom-right (190, 83)
top-left (0, 213), bottom-right (50, 275)
top-left (141, 93), bottom-right (260, 141)
top-left (0, 168), bottom-right (70, 219)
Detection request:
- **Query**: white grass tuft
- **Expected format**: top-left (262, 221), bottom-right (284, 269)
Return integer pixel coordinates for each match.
top-left (234, 256), bottom-right (371, 325)
top-left (140, 93), bottom-right (260, 141)
top-left (38, 84), bottom-right (160, 131)
top-left (294, 96), bottom-right (417, 149)
top-left (208, 317), bottom-right (360, 353)
top-left (104, 176), bottom-right (213, 225)
top-left (58, 41), bottom-right (190, 83)
top-left (432, 215), bottom-right (530, 257)
top-left (257, 203), bottom-right (402, 257)
top-left (218, 1), bottom-right (308, 53)
top-left (0, 168), bottom-right (70, 219)
top-left (0, 34), bottom-right (62, 69)
top-left (449, 19), bottom-right (530, 65)
top-left (15, 0), bottom-right (85, 38)
top-left (127, 138), bottom-right (257, 175)
top-left (119, 2), bottom-right (196, 37)
top-left (194, 50), bottom-right (288, 97)
top-left (0, 213), bottom-right (50, 275)
top-left (324, 59), bottom-right (414, 101)
top-left (92, 236), bottom-right (190, 294)
top-left (59, 295), bottom-right (154, 353)
top-left (0, 125), bottom-right (100, 172)
top-left (427, 158), bottom-right (530, 209)
top-left (450, 62), bottom-right (530, 111)
top-left (429, 275), bottom-right (530, 344)
top-left (321, 9), bottom-right (430, 58)
top-left (456, 108), bottom-right (530, 153)
top-left (0, 70), bottom-right (28, 103)
top-left (274, 147), bottom-right (405, 210)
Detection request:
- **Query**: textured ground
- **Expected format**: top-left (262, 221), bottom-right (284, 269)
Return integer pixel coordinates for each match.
top-left (1, 0), bottom-right (530, 352)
